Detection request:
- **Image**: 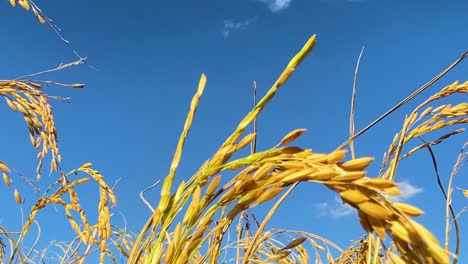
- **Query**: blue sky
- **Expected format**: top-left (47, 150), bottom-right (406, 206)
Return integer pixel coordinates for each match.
top-left (1, 0), bottom-right (467, 262)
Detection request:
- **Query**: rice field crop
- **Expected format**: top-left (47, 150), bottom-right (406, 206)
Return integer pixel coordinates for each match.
top-left (1, 2), bottom-right (467, 263)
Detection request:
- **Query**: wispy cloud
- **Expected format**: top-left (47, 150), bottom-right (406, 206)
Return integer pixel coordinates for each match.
top-left (222, 17), bottom-right (257, 38)
top-left (316, 196), bottom-right (355, 219)
top-left (391, 181), bottom-right (424, 202)
top-left (316, 181), bottom-right (423, 219)
top-left (254, 0), bottom-right (292, 12)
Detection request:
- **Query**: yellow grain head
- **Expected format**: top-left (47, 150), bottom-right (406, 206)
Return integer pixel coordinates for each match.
top-left (389, 221), bottom-right (411, 244)
top-left (340, 157), bottom-right (375, 171)
top-left (393, 202), bottom-right (424, 217)
top-left (0, 161), bottom-right (11, 173)
top-left (367, 216), bottom-right (386, 240)
top-left (425, 240), bottom-right (450, 264)
top-left (81, 162), bottom-right (93, 168)
top-left (357, 211), bottom-right (373, 233)
top-left (408, 219), bottom-right (439, 245)
top-left (36, 13), bottom-right (46, 24)
top-left (72, 83), bottom-right (86, 89)
top-left (280, 167), bottom-right (318, 185)
top-left (381, 186), bottom-right (402, 196)
top-left (279, 128), bottom-right (307, 146)
top-left (236, 132), bottom-right (256, 150)
top-left (386, 251), bottom-right (406, 264)
top-left (256, 187), bottom-right (283, 204)
top-left (276, 68), bottom-right (295, 87)
top-left (5, 98), bottom-right (17, 111)
top-left (227, 203), bottom-right (247, 220)
top-left (309, 168), bottom-right (339, 181)
top-left (339, 188), bottom-right (370, 204)
top-left (18, 0), bottom-right (30, 11)
top-left (356, 178), bottom-right (398, 189)
top-left (357, 201), bottom-right (393, 220)
top-left (253, 163), bottom-right (275, 179)
top-left (3, 173), bottom-right (11, 187)
top-left (174, 180), bottom-right (186, 202)
top-left (205, 175), bottom-right (222, 196)
top-left (308, 153), bottom-right (328, 163)
top-left (14, 189), bottom-right (22, 204)
top-left (333, 171), bottom-right (366, 182)
top-left (280, 237), bottom-right (307, 251)
top-left (326, 149), bottom-right (347, 164)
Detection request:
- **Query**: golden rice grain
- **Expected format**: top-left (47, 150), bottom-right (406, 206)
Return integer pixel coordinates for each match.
top-left (389, 222), bottom-right (411, 243)
top-left (0, 161), bottom-right (11, 173)
top-left (408, 220), bottom-right (439, 245)
top-left (393, 202), bottom-right (424, 217)
top-left (276, 68), bottom-right (295, 87)
top-left (407, 112), bottom-right (417, 126)
top-left (420, 106), bottom-right (433, 117)
top-left (277, 160), bottom-right (306, 170)
top-left (340, 157), bottom-right (374, 171)
top-left (174, 180), bottom-right (186, 202)
top-left (287, 34), bottom-right (317, 69)
top-left (309, 168), bottom-right (339, 181)
top-left (5, 98), bottom-right (17, 111)
top-left (36, 13), bottom-right (46, 24)
top-left (425, 240), bottom-right (450, 264)
top-left (238, 190), bottom-right (258, 205)
top-left (227, 203), bottom-right (247, 219)
top-left (3, 172), bottom-right (11, 187)
top-left (14, 189), bottom-right (22, 204)
top-left (432, 104), bottom-right (448, 114)
top-left (236, 132), bottom-right (256, 150)
top-left (81, 162), bottom-right (93, 168)
top-left (357, 201), bottom-right (393, 220)
top-left (357, 178), bottom-right (398, 189)
top-left (234, 177), bottom-right (256, 193)
top-left (253, 163), bottom-right (275, 179)
top-left (387, 251), bottom-right (406, 264)
top-left (279, 237), bottom-right (307, 251)
top-left (333, 171), bottom-right (366, 181)
top-left (219, 186), bottom-right (238, 205)
top-left (274, 168), bottom-right (302, 181)
top-left (308, 153), bottom-right (329, 163)
top-left (9, 0), bottom-right (16, 7)
top-left (326, 149), bottom-right (348, 164)
top-left (339, 189), bottom-right (370, 204)
top-left (279, 146), bottom-right (304, 154)
top-left (367, 216), bottom-right (386, 240)
top-left (72, 83), bottom-right (86, 88)
top-left (279, 128), bottom-right (307, 146)
top-left (205, 175), bottom-right (222, 197)
top-left (381, 186), bottom-right (402, 196)
top-left (256, 187), bottom-right (283, 204)
top-left (280, 167), bottom-right (318, 185)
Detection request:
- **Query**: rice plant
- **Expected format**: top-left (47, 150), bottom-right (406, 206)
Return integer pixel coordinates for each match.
top-left (2, 1), bottom-right (467, 263)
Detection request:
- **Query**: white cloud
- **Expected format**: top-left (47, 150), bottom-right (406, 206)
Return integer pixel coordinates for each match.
top-left (222, 17), bottom-right (257, 38)
top-left (316, 196), bottom-right (355, 219)
top-left (391, 181), bottom-right (424, 202)
top-left (316, 181), bottom-right (423, 219)
top-left (254, 0), bottom-right (292, 12)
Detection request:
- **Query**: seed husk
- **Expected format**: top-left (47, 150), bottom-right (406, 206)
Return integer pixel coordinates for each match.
top-left (279, 128), bottom-right (307, 146)
top-left (339, 189), bottom-right (370, 204)
top-left (0, 161), bottom-right (11, 173)
top-left (3, 173), bottom-right (11, 187)
top-left (326, 149), bottom-right (347, 164)
top-left (357, 201), bottom-right (393, 220)
top-left (340, 157), bottom-right (375, 171)
top-left (393, 202), bottom-right (424, 217)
